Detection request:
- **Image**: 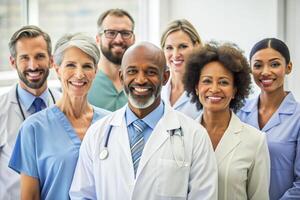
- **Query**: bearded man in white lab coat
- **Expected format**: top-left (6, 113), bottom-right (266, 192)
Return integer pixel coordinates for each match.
top-left (70, 42), bottom-right (218, 200)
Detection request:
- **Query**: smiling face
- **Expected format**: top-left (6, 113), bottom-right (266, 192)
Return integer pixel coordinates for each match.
top-left (98, 15), bottom-right (135, 65)
top-left (120, 44), bottom-right (169, 116)
top-left (251, 48), bottom-right (291, 94)
top-left (55, 47), bottom-right (96, 98)
top-left (196, 61), bottom-right (236, 113)
top-left (10, 36), bottom-right (52, 93)
top-left (163, 30), bottom-right (196, 75)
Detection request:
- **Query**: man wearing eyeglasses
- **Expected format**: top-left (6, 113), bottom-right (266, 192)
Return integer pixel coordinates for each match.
top-left (88, 9), bottom-right (135, 111)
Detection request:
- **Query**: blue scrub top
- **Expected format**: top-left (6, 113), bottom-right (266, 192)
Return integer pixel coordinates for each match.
top-left (237, 92), bottom-right (300, 200)
top-left (161, 79), bottom-right (201, 119)
top-left (9, 105), bottom-right (109, 200)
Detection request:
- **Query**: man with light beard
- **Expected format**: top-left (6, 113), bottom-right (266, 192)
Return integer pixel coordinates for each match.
top-left (88, 9), bottom-right (135, 111)
top-left (70, 42), bottom-right (218, 200)
top-left (0, 25), bottom-right (61, 200)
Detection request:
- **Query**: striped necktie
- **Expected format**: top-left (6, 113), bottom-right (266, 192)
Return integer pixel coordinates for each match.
top-left (32, 97), bottom-right (45, 113)
top-left (130, 119), bottom-right (147, 176)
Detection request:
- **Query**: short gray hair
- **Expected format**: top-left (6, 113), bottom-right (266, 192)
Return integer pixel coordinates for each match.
top-left (9, 25), bottom-right (52, 58)
top-left (53, 33), bottom-right (100, 67)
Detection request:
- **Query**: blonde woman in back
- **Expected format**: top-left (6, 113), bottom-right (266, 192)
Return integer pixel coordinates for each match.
top-left (160, 19), bottom-right (202, 119)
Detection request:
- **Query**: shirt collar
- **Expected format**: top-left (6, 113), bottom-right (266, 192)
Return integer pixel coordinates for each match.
top-left (277, 92), bottom-right (297, 114)
top-left (241, 92), bottom-right (297, 114)
top-left (17, 84), bottom-right (49, 111)
top-left (125, 101), bottom-right (164, 129)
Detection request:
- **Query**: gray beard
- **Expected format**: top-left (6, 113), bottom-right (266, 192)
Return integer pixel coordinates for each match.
top-left (127, 93), bottom-right (156, 109)
top-left (124, 86), bottom-right (161, 109)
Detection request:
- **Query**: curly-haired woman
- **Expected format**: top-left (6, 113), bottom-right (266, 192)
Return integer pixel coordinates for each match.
top-left (184, 41), bottom-right (270, 200)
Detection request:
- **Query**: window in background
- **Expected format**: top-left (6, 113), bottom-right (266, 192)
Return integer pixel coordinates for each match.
top-left (0, 0), bottom-right (22, 72)
top-left (38, 0), bottom-right (139, 47)
top-left (38, 0), bottom-right (139, 89)
top-left (0, 0), bottom-right (140, 93)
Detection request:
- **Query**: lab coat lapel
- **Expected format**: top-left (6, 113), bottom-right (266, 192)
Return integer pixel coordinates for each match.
top-left (8, 84), bottom-right (23, 121)
top-left (215, 113), bottom-right (242, 165)
top-left (161, 79), bottom-right (188, 110)
top-left (161, 79), bottom-right (171, 107)
top-left (136, 104), bottom-right (180, 178)
top-left (173, 91), bottom-right (189, 110)
top-left (111, 106), bottom-right (134, 167)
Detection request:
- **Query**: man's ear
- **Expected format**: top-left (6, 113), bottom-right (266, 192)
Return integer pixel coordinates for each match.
top-left (49, 55), bottom-right (54, 69)
top-left (162, 69), bottom-right (170, 86)
top-left (119, 69), bottom-right (123, 82)
top-left (96, 35), bottom-right (101, 46)
top-left (53, 63), bottom-right (61, 79)
top-left (10, 56), bottom-right (16, 69)
top-left (286, 61), bottom-right (292, 75)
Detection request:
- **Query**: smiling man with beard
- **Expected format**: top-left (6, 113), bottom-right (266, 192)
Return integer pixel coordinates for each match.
top-left (70, 42), bottom-right (218, 200)
top-left (0, 25), bottom-right (61, 200)
top-left (88, 9), bottom-right (135, 111)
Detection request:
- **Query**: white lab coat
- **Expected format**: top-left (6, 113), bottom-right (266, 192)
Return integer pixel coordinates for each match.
top-left (0, 84), bottom-right (60, 200)
top-left (70, 103), bottom-right (218, 200)
top-left (197, 112), bottom-right (270, 200)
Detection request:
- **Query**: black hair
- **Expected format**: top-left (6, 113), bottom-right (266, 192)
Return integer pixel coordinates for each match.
top-left (249, 38), bottom-right (290, 63)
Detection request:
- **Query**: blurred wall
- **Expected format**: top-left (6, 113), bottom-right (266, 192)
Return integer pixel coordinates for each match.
top-left (151, 0), bottom-right (299, 100)
top-left (286, 0), bottom-right (300, 101)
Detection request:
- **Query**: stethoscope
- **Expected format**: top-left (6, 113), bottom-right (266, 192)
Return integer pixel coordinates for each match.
top-left (15, 84), bottom-right (56, 120)
top-left (99, 124), bottom-right (186, 168)
top-left (99, 125), bottom-right (113, 160)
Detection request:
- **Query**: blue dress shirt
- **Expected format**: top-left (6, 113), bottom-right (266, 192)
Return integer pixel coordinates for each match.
top-left (125, 101), bottom-right (164, 144)
top-left (17, 85), bottom-right (49, 113)
top-left (237, 92), bottom-right (300, 200)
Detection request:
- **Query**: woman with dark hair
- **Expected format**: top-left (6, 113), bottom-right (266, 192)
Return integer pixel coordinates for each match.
top-left (184, 41), bottom-right (270, 200)
top-left (238, 38), bottom-right (300, 199)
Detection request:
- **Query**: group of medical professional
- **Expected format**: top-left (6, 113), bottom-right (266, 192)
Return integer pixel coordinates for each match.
top-left (0, 7), bottom-right (299, 200)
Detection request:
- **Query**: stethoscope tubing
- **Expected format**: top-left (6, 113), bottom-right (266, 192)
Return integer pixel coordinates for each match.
top-left (104, 125), bottom-right (113, 148)
top-left (15, 84), bottom-right (56, 120)
top-left (100, 125), bottom-right (184, 165)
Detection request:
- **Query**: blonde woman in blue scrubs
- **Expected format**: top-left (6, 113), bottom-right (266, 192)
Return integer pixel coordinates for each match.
top-left (238, 38), bottom-right (300, 199)
top-left (160, 19), bottom-right (202, 119)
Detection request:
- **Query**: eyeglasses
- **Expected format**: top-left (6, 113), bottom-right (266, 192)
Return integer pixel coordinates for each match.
top-left (102, 29), bottom-right (133, 39)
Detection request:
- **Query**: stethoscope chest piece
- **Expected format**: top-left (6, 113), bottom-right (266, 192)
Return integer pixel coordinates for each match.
top-left (99, 148), bottom-right (109, 160)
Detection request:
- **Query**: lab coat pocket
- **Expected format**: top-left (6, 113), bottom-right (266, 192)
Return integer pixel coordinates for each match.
top-left (156, 159), bottom-right (190, 198)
